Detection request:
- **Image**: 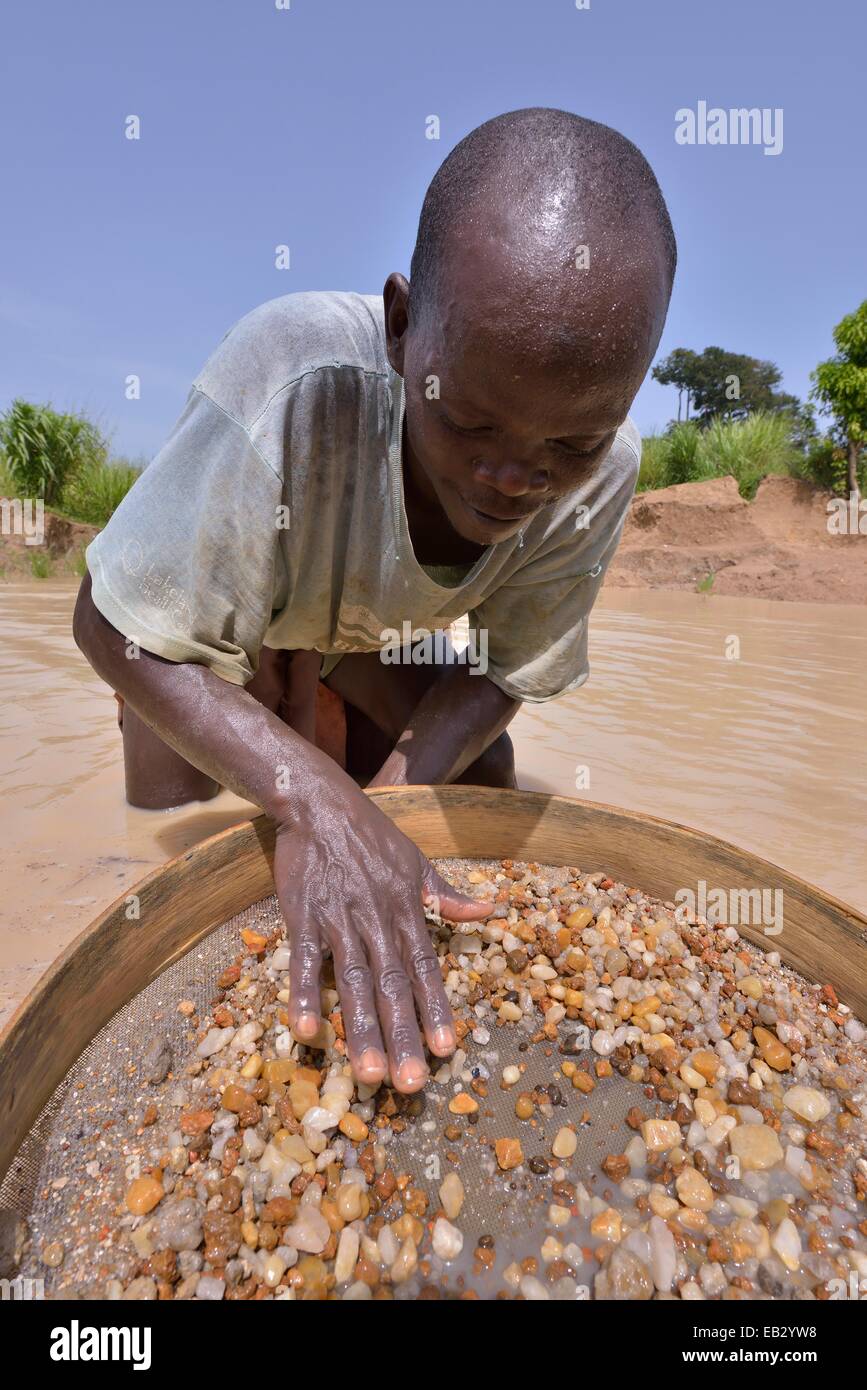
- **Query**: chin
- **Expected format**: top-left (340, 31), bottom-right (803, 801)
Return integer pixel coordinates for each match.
top-left (458, 500), bottom-right (526, 545)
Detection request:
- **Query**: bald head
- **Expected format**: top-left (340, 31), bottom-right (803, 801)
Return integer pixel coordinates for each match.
top-left (408, 107), bottom-right (675, 369)
top-left (385, 109), bottom-right (676, 548)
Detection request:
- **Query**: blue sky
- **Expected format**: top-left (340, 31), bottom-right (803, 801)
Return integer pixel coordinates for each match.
top-left (1, 0), bottom-right (863, 460)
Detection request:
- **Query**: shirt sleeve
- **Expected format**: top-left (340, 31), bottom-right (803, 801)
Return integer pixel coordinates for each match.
top-left (85, 387), bottom-right (285, 686)
top-left (467, 439), bottom-right (639, 703)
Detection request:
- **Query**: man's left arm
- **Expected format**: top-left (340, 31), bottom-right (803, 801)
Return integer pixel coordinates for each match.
top-left (367, 664), bottom-right (520, 786)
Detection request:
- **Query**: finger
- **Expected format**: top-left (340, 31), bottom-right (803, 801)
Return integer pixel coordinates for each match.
top-left (365, 925), bottom-right (428, 1094)
top-left (422, 864), bottom-right (494, 921)
top-left (402, 910), bottom-right (456, 1058)
top-left (285, 913), bottom-right (323, 1043)
top-left (330, 931), bottom-right (388, 1085)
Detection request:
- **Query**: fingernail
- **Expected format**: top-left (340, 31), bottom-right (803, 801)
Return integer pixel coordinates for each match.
top-left (433, 1026), bottom-right (455, 1053)
top-left (358, 1049), bottom-right (386, 1076)
top-left (396, 1059), bottom-right (428, 1088)
top-left (295, 1013), bottom-right (318, 1036)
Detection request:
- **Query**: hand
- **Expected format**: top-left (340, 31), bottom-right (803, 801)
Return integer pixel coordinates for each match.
top-left (273, 789), bottom-right (492, 1093)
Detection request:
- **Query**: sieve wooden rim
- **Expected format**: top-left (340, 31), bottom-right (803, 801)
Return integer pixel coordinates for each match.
top-left (2, 786), bottom-right (865, 1184)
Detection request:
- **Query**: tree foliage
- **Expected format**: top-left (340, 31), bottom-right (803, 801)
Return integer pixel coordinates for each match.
top-left (810, 300), bottom-right (867, 496)
top-left (653, 346), bottom-right (798, 425)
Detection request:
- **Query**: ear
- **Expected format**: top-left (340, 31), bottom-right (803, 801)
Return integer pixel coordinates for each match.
top-left (383, 272), bottom-right (410, 375)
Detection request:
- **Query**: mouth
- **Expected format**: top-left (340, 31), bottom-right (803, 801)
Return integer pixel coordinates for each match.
top-left (463, 499), bottom-right (536, 528)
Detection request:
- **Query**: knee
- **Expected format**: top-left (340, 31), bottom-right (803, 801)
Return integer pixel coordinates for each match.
top-left (458, 731), bottom-right (518, 789)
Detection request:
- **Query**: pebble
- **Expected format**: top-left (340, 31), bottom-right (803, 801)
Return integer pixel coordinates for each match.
top-left (495, 1137), bottom-right (524, 1171)
top-left (284, 1207), bottom-right (330, 1254)
top-left (142, 1037), bottom-right (173, 1085)
top-left (336, 1183), bottom-right (365, 1221)
top-left (448, 1092), bottom-right (478, 1115)
top-left (753, 1026), bottom-right (792, 1071)
top-left (196, 1027), bottom-right (235, 1058)
top-left (335, 1227), bottom-right (360, 1284)
top-left (783, 1085), bottom-right (831, 1124)
top-left (194, 1275), bottom-right (226, 1301)
top-left (390, 1237), bottom-right (418, 1284)
top-left (41, 1243), bottom-right (64, 1268)
top-left (675, 1166), bottom-right (715, 1212)
top-left (605, 949), bottom-right (629, 977)
top-left (125, 1175), bottom-right (164, 1216)
top-left (303, 1105), bottom-right (341, 1133)
top-left (689, 1050), bottom-right (720, 1081)
top-left (679, 1063), bottom-right (706, 1090)
top-left (150, 1198), bottom-right (203, 1252)
top-left (342, 1280), bottom-right (372, 1301)
top-left (770, 1217), bottom-right (801, 1272)
top-left (439, 1171), bottom-right (464, 1220)
top-left (432, 1218), bottom-right (464, 1261)
top-left (740, 975), bottom-right (763, 1000)
top-left (728, 1124), bottom-right (784, 1172)
top-left (339, 1113), bottom-right (369, 1142)
top-left (590, 1208), bottom-right (622, 1242)
top-left (501, 1065), bottom-right (521, 1087)
top-left (378, 1225), bottom-right (399, 1265)
top-left (641, 1119), bottom-right (682, 1153)
top-left (600, 1247), bottom-right (654, 1300)
top-left (648, 1216), bottom-right (677, 1292)
top-left (121, 1276), bottom-right (158, 1301)
top-left (552, 1127), bottom-right (577, 1160)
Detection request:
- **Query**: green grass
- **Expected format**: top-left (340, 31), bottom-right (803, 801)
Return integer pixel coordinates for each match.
top-left (639, 412), bottom-right (802, 499)
top-left (0, 401), bottom-right (140, 528)
top-left (696, 570), bottom-right (715, 593)
top-left (700, 412), bottom-right (799, 499)
top-left (635, 433), bottom-right (670, 492)
top-left (61, 456), bottom-right (141, 526)
top-left (30, 551), bottom-right (52, 579)
top-left (0, 451), bottom-right (14, 497)
top-left (0, 400), bottom-right (108, 508)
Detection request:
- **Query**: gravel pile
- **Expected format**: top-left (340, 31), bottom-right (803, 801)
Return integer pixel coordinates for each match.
top-left (19, 857), bottom-right (867, 1301)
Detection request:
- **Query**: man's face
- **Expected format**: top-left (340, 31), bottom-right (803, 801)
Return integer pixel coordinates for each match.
top-left (388, 231), bottom-right (662, 545)
top-left (401, 332), bottom-right (636, 545)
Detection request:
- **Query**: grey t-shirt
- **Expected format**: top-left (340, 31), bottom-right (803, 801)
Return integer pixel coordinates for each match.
top-left (86, 291), bottom-right (640, 703)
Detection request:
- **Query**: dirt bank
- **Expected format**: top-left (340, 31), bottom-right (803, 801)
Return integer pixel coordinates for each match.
top-left (608, 475), bottom-right (867, 603)
top-left (0, 508), bottom-right (97, 579)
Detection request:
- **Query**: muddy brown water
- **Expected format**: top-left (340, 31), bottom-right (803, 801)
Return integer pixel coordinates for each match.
top-left (1, 581), bottom-right (865, 1028)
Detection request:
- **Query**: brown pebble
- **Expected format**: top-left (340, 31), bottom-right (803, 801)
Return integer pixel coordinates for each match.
top-left (495, 1137), bottom-right (524, 1171)
top-left (601, 1153), bottom-right (630, 1183)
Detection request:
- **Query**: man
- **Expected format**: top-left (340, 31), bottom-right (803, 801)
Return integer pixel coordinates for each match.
top-left (74, 107), bottom-right (676, 1097)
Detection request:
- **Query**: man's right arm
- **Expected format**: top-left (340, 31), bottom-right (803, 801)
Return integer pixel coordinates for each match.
top-left (73, 574), bottom-right (490, 1092)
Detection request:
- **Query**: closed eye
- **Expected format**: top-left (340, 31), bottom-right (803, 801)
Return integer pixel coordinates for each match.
top-left (440, 412), bottom-right (492, 437)
top-left (550, 439), bottom-right (604, 459)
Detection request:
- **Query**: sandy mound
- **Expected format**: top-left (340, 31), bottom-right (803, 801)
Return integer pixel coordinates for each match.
top-left (608, 476), bottom-right (867, 603)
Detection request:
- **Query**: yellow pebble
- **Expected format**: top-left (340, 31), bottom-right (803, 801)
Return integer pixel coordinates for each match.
top-left (740, 976), bottom-right (764, 1000)
top-left (449, 1092), bottom-right (479, 1115)
top-left (125, 1175), bottom-right (164, 1216)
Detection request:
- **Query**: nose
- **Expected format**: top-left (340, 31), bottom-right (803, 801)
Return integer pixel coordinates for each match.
top-left (471, 457), bottom-right (550, 498)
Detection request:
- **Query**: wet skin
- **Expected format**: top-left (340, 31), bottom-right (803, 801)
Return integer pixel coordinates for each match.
top-left (73, 207), bottom-right (670, 1092)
